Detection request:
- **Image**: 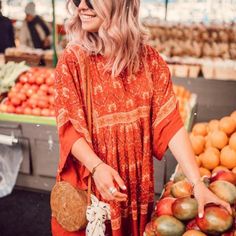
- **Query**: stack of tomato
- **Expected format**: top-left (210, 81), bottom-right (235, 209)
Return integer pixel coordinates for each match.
top-left (145, 167), bottom-right (236, 236)
top-left (0, 67), bottom-right (55, 117)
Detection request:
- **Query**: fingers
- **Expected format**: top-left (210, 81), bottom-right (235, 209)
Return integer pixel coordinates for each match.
top-left (112, 171), bottom-right (127, 191)
top-left (198, 200), bottom-right (204, 218)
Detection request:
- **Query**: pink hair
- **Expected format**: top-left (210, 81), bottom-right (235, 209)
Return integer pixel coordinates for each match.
top-left (66, 0), bottom-right (147, 77)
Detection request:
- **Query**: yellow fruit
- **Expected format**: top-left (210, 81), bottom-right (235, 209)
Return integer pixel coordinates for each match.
top-left (220, 146), bottom-right (236, 169)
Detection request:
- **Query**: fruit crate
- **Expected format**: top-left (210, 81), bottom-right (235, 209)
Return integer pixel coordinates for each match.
top-left (5, 55), bottom-right (42, 67)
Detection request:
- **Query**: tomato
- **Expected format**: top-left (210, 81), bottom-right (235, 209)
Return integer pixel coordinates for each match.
top-left (48, 86), bottom-right (54, 95)
top-left (22, 83), bottom-right (31, 91)
top-left (32, 108), bottom-right (41, 116)
top-left (31, 85), bottom-right (39, 92)
top-left (50, 109), bottom-right (55, 117)
top-left (8, 91), bottom-right (15, 99)
top-left (15, 106), bottom-right (24, 114)
top-left (28, 76), bottom-right (36, 84)
top-left (17, 93), bottom-right (27, 102)
top-left (6, 105), bottom-right (16, 113)
top-left (49, 96), bottom-right (54, 105)
top-left (26, 89), bottom-right (34, 98)
top-left (23, 107), bottom-right (32, 115)
top-left (19, 75), bottom-right (29, 84)
top-left (46, 76), bottom-right (54, 86)
top-left (11, 97), bottom-right (21, 106)
top-left (11, 87), bottom-right (19, 93)
top-left (37, 90), bottom-right (47, 96)
top-left (39, 84), bottom-right (49, 93)
top-left (35, 76), bottom-right (45, 85)
top-left (0, 104), bottom-right (8, 113)
top-left (15, 83), bottom-right (23, 90)
top-left (41, 108), bottom-right (50, 117)
top-left (37, 99), bottom-right (49, 109)
top-left (28, 98), bottom-right (38, 108)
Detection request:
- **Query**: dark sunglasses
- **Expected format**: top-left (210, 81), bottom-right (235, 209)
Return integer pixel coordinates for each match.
top-left (73, 0), bottom-right (93, 9)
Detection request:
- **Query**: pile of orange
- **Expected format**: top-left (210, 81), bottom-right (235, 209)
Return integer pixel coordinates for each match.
top-left (190, 110), bottom-right (236, 177)
top-left (173, 85), bottom-right (191, 124)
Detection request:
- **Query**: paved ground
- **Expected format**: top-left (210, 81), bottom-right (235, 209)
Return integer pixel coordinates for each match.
top-left (0, 188), bottom-right (51, 236)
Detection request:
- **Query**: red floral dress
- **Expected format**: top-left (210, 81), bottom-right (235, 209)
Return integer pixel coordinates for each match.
top-left (51, 44), bottom-right (183, 236)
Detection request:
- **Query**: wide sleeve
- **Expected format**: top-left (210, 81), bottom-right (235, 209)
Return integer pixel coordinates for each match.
top-left (150, 48), bottom-right (184, 160)
top-left (54, 47), bottom-right (91, 184)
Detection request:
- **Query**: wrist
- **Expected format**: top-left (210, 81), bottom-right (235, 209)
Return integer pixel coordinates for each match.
top-left (91, 161), bottom-right (104, 176)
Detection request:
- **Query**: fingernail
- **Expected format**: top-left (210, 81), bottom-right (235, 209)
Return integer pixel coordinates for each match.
top-left (198, 213), bottom-right (203, 218)
top-left (122, 185), bottom-right (127, 190)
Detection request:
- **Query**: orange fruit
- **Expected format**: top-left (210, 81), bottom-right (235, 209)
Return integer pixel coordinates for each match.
top-left (200, 150), bottom-right (220, 170)
top-left (183, 230), bottom-right (207, 236)
top-left (230, 111), bottom-right (236, 124)
top-left (199, 167), bottom-right (211, 177)
top-left (219, 116), bottom-right (236, 135)
top-left (212, 166), bottom-right (230, 174)
top-left (220, 145), bottom-right (236, 169)
top-left (229, 132), bottom-right (236, 151)
top-left (210, 130), bottom-right (228, 149)
top-left (190, 135), bottom-right (205, 155)
top-left (192, 123), bottom-right (208, 137)
top-left (208, 120), bottom-right (220, 132)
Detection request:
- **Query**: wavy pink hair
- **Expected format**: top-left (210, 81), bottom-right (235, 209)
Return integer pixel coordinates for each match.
top-left (66, 0), bottom-right (147, 77)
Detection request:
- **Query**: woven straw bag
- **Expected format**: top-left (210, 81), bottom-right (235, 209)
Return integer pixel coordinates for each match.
top-left (50, 55), bottom-right (93, 232)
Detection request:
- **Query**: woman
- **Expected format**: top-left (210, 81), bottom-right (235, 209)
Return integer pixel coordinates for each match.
top-left (52, 0), bottom-right (231, 235)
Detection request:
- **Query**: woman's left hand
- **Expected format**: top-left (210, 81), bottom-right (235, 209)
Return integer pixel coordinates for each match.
top-left (193, 181), bottom-right (232, 218)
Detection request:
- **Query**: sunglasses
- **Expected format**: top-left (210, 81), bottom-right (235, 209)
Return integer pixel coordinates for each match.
top-left (73, 0), bottom-right (94, 9)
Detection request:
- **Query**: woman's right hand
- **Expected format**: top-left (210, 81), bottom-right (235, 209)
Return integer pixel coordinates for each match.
top-left (92, 163), bottom-right (128, 202)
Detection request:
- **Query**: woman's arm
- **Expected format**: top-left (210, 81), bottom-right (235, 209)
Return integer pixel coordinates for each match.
top-left (168, 127), bottom-right (231, 217)
top-left (71, 138), bottom-right (127, 202)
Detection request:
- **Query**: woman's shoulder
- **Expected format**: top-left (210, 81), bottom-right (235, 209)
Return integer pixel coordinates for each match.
top-left (142, 44), bottom-right (168, 68)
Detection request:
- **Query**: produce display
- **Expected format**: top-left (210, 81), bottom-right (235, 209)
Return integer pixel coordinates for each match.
top-left (145, 22), bottom-right (236, 80)
top-left (0, 67), bottom-right (55, 117)
top-left (144, 110), bottom-right (236, 236)
top-left (190, 110), bottom-right (236, 177)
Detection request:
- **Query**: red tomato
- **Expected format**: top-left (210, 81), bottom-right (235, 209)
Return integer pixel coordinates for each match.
top-left (23, 107), bottom-right (32, 115)
top-left (41, 108), bottom-right (50, 117)
top-left (0, 104), bottom-right (8, 112)
top-left (37, 99), bottom-right (49, 109)
top-left (48, 86), bottom-right (54, 95)
top-left (15, 83), bottom-right (23, 90)
top-left (28, 98), bottom-right (38, 108)
top-left (32, 108), bottom-right (41, 116)
top-left (45, 76), bottom-right (54, 86)
top-left (37, 90), bottom-right (47, 96)
top-left (26, 89), bottom-right (34, 98)
top-left (35, 76), bottom-right (45, 85)
top-left (28, 76), bottom-right (36, 84)
top-left (31, 85), bottom-right (39, 91)
top-left (49, 109), bottom-right (55, 117)
top-left (6, 105), bottom-right (16, 113)
top-left (15, 106), bottom-right (24, 114)
top-left (11, 87), bottom-right (19, 93)
top-left (19, 75), bottom-right (29, 84)
top-left (39, 84), bottom-right (49, 93)
top-left (22, 83), bottom-right (31, 91)
top-left (17, 93), bottom-right (27, 102)
top-left (49, 96), bottom-right (54, 105)
top-left (10, 97), bottom-right (21, 106)
top-left (8, 92), bottom-right (15, 99)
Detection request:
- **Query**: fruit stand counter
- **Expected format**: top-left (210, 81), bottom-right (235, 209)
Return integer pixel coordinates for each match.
top-left (0, 113), bottom-right (58, 191)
